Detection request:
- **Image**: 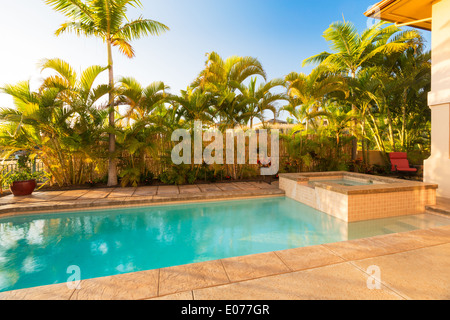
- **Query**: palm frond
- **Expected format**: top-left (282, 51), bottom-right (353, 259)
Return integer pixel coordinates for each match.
top-left (39, 58), bottom-right (78, 87)
top-left (302, 52), bottom-right (331, 67)
top-left (55, 20), bottom-right (101, 37)
top-left (44, 0), bottom-right (95, 22)
top-left (113, 17), bottom-right (169, 41)
top-left (323, 21), bottom-right (359, 56)
top-left (80, 65), bottom-right (108, 94)
top-left (111, 38), bottom-right (135, 57)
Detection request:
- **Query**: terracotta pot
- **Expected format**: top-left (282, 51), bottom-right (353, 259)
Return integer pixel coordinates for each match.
top-left (10, 179), bottom-right (37, 197)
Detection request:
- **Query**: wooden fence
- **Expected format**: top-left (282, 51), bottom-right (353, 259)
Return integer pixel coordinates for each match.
top-left (0, 132), bottom-right (354, 186)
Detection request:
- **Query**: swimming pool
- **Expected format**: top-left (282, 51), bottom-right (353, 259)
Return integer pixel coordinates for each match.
top-left (1, 197), bottom-right (449, 292)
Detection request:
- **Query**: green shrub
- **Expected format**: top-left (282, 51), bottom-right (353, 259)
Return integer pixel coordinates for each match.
top-left (158, 164), bottom-right (223, 185)
top-left (239, 165), bottom-right (259, 179)
top-left (140, 170), bottom-right (155, 185)
top-left (158, 165), bottom-right (189, 185)
top-left (119, 167), bottom-right (141, 187)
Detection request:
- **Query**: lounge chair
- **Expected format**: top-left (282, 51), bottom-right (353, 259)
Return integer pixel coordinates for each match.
top-left (389, 152), bottom-right (418, 175)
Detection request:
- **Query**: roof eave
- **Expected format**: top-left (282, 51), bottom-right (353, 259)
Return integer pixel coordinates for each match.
top-left (364, 0), bottom-right (432, 31)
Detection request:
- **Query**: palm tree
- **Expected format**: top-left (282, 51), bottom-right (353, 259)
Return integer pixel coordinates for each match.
top-left (303, 20), bottom-right (421, 159)
top-left (170, 88), bottom-right (217, 125)
top-left (309, 102), bottom-right (356, 147)
top-left (45, 0), bottom-right (169, 186)
top-left (355, 41), bottom-right (431, 156)
top-left (118, 77), bottom-right (169, 123)
top-left (0, 59), bottom-right (110, 186)
top-left (192, 52), bottom-right (267, 93)
top-left (283, 65), bottom-right (346, 130)
top-left (347, 67), bottom-right (384, 164)
top-left (234, 77), bottom-right (287, 128)
top-left (382, 47), bottom-right (431, 151)
top-left (191, 52), bottom-right (267, 129)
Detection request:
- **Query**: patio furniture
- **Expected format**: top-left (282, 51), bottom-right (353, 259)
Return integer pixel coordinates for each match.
top-left (389, 152), bottom-right (418, 175)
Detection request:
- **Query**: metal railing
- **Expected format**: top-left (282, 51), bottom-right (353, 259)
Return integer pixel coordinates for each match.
top-left (0, 160), bottom-right (46, 173)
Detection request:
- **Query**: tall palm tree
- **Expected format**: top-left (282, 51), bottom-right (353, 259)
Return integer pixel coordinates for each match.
top-left (45, 0), bottom-right (169, 186)
top-left (303, 20), bottom-right (421, 159)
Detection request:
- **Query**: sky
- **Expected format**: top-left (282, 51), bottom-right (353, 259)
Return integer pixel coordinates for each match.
top-left (0, 0), bottom-right (431, 120)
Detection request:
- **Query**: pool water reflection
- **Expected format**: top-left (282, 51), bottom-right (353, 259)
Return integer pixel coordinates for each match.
top-left (1, 197), bottom-right (449, 292)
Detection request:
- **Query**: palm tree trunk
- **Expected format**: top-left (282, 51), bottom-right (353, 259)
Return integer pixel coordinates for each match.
top-left (401, 89), bottom-right (407, 151)
top-left (107, 39), bottom-right (118, 186)
top-left (351, 70), bottom-right (358, 161)
top-left (367, 111), bottom-right (389, 163)
top-left (385, 104), bottom-right (396, 152)
top-left (361, 117), bottom-right (367, 166)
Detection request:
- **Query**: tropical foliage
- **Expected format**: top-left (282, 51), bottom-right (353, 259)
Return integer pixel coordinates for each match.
top-left (0, 59), bottom-right (111, 186)
top-left (44, 0), bottom-right (169, 186)
top-left (0, 13), bottom-right (432, 188)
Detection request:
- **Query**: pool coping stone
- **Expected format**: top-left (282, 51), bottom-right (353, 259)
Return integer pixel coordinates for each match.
top-left (279, 172), bottom-right (438, 195)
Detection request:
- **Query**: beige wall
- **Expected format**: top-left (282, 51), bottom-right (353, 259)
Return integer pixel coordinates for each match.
top-left (356, 151), bottom-right (387, 166)
top-left (424, 0), bottom-right (450, 198)
top-left (428, 0), bottom-right (450, 98)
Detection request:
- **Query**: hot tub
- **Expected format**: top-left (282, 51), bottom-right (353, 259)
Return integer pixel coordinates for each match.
top-left (279, 172), bottom-right (438, 222)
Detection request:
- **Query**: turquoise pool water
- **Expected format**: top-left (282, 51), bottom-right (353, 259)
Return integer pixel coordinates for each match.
top-left (1, 197), bottom-right (449, 292)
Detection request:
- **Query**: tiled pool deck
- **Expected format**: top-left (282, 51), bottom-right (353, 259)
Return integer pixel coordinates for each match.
top-left (0, 182), bottom-right (449, 300)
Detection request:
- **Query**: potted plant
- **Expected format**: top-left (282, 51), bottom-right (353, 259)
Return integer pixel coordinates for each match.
top-left (6, 170), bottom-right (38, 196)
top-left (5, 169), bottom-right (51, 197)
top-left (4, 154), bottom-right (49, 197)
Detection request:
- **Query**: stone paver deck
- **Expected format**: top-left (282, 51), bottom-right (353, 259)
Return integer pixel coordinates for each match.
top-left (1, 185), bottom-right (449, 300)
top-left (0, 181), bottom-right (283, 216)
top-left (426, 196), bottom-right (450, 216)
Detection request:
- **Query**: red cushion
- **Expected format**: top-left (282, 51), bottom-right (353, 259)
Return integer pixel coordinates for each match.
top-left (389, 152), bottom-right (408, 160)
top-left (391, 158), bottom-right (409, 168)
top-left (391, 158), bottom-right (416, 172)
